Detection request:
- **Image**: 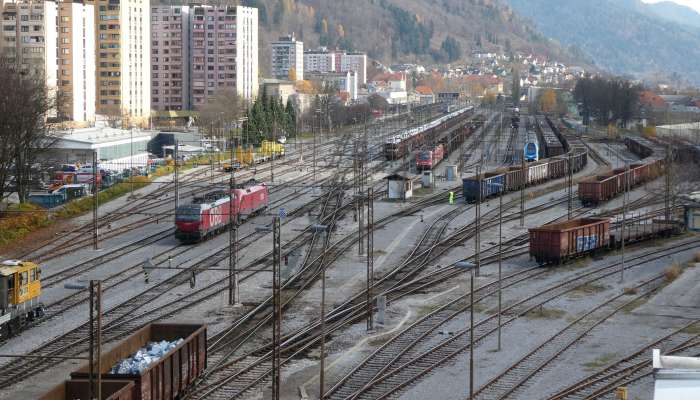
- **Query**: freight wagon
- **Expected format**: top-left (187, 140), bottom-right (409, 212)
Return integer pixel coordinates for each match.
top-left (41, 380), bottom-right (135, 400)
top-left (578, 159), bottom-right (664, 206)
top-left (69, 323), bottom-right (207, 400)
top-left (529, 216), bottom-right (684, 264)
top-left (384, 106), bottom-right (474, 160)
top-left (529, 218), bottom-right (610, 264)
top-left (175, 180), bottom-right (269, 242)
top-left (462, 148), bottom-right (588, 202)
top-left (535, 115), bottom-right (565, 157)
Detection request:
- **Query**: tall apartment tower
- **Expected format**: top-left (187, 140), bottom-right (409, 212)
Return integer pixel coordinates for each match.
top-left (1, 0), bottom-right (96, 122)
top-left (57, 1), bottom-right (95, 122)
top-left (0, 0), bottom-right (57, 89)
top-left (271, 33), bottom-right (302, 81)
top-left (188, 5), bottom-right (257, 107)
top-left (93, 0), bottom-right (150, 122)
top-left (150, 5), bottom-right (190, 111)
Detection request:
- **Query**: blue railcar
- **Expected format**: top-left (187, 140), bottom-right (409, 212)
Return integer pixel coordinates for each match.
top-left (462, 172), bottom-right (506, 202)
top-left (524, 129), bottom-right (540, 162)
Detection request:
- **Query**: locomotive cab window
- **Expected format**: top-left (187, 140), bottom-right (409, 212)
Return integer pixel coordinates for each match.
top-left (30, 268), bottom-right (35, 282)
top-left (8, 274), bottom-right (14, 289)
top-left (20, 272), bottom-right (28, 286)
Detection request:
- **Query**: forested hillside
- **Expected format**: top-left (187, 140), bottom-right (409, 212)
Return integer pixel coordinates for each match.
top-left (233, 0), bottom-right (585, 74)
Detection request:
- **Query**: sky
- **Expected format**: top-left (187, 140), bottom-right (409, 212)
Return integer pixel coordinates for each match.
top-left (641, 0), bottom-right (700, 13)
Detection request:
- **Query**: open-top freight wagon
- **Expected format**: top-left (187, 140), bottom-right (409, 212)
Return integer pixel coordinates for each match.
top-left (578, 160), bottom-right (664, 206)
top-left (462, 148), bottom-right (588, 202)
top-left (64, 323), bottom-right (207, 400)
top-left (529, 216), bottom-right (683, 264)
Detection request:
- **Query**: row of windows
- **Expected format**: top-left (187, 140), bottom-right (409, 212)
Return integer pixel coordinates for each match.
top-left (152, 89), bottom-right (182, 95)
top-left (191, 24), bottom-right (235, 30)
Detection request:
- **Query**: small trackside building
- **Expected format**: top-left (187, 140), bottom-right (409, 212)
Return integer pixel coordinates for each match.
top-left (385, 172), bottom-right (414, 200)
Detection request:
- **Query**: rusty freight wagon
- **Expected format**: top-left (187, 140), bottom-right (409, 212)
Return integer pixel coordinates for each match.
top-left (529, 218), bottom-right (610, 264)
top-left (71, 323), bottom-right (207, 400)
top-left (41, 380), bottom-right (135, 400)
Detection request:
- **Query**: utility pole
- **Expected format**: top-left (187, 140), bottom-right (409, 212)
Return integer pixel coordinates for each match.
top-left (475, 164), bottom-right (482, 277)
top-left (271, 109), bottom-right (276, 183)
top-left (568, 152), bottom-right (573, 220)
top-left (520, 155), bottom-right (525, 227)
top-left (497, 189), bottom-right (503, 351)
top-left (89, 280), bottom-right (102, 400)
top-left (358, 151), bottom-right (365, 256)
top-left (130, 128), bottom-right (134, 198)
top-left (665, 144), bottom-right (672, 221)
top-left (228, 129), bottom-right (238, 306)
top-left (271, 216), bottom-right (281, 400)
top-left (92, 151), bottom-right (99, 250)
top-left (366, 187), bottom-right (374, 332)
top-left (469, 269), bottom-right (475, 400)
top-left (174, 140), bottom-right (180, 210)
top-left (621, 164), bottom-right (629, 283)
top-left (314, 108), bottom-right (320, 192)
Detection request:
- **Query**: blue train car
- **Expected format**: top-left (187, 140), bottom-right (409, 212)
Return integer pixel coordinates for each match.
top-left (524, 130), bottom-right (539, 162)
top-left (462, 172), bottom-right (506, 202)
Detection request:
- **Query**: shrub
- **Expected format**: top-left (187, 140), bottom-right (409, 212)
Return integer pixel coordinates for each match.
top-left (665, 264), bottom-right (683, 282)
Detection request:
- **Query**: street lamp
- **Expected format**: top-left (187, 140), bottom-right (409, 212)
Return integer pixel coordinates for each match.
top-left (455, 261), bottom-right (476, 400)
top-left (311, 224), bottom-right (329, 399)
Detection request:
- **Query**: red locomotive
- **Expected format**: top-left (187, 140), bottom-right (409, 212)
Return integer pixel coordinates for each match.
top-left (416, 144), bottom-right (445, 171)
top-left (175, 180), bottom-right (269, 242)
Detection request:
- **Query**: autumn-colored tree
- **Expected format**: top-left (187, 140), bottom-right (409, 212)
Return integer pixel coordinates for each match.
top-left (539, 89), bottom-right (557, 113)
top-left (296, 80), bottom-right (319, 95)
top-left (482, 92), bottom-right (497, 105)
top-left (288, 67), bottom-right (297, 82)
top-left (336, 23), bottom-right (345, 38)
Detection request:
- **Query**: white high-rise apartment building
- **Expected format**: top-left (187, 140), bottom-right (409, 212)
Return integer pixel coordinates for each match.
top-left (94, 0), bottom-right (150, 123)
top-left (235, 6), bottom-right (258, 100)
top-left (271, 33), bottom-right (302, 81)
top-left (1, 0), bottom-right (96, 122)
top-left (58, 1), bottom-right (95, 122)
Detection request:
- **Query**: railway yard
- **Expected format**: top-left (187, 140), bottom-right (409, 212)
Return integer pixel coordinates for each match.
top-left (1, 104), bottom-right (699, 400)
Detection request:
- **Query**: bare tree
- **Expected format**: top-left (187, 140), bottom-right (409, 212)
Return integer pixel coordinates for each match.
top-left (196, 89), bottom-right (245, 138)
top-left (0, 58), bottom-right (56, 202)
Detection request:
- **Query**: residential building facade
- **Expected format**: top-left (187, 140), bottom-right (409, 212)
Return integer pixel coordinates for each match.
top-left (303, 47), bottom-right (366, 85)
top-left (0, 0), bottom-right (57, 91)
top-left (303, 48), bottom-right (336, 73)
top-left (189, 5), bottom-right (258, 107)
top-left (271, 33), bottom-right (302, 81)
top-left (151, 5), bottom-right (190, 111)
top-left (1, 0), bottom-right (96, 122)
top-left (57, 1), bottom-right (95, 122)
top-left (94, 0), bottom-right (150, 122)
top-left (341, 52), bottom-right (366, 85)
top-left (307, 70), bottom-right (358, 101)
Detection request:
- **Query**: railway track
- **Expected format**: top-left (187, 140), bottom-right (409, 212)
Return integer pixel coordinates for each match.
top-left (471, 275), bottom-right (666, 400)
top-left (328, 237), bottom-right (700, 400)
top-left (547, 321), bottom-right (700, 400)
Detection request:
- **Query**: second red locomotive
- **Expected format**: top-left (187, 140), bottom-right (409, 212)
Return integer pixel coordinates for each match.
top-left (175, 180), bottom-right (269, 242)
top-left (416, 144), bottom-right (445, 171)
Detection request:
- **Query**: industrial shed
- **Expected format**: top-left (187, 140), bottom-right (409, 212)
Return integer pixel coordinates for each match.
top-left (385, 172), bottom-right (415, 200)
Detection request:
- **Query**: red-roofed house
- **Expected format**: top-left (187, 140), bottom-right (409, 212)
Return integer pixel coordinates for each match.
top-left (414, 86), bottom-right (435, 105)
top-left (639, 91), bottom-right (668, 111)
